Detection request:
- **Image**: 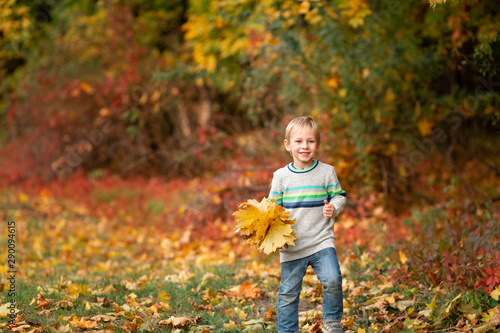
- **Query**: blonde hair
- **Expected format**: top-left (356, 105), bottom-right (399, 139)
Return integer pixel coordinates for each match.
top-left (285, 116), bottom-right (321, 146)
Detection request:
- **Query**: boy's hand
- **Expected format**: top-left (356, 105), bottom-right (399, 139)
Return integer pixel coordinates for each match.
top-left (323, 200), bottom-right (335, 218)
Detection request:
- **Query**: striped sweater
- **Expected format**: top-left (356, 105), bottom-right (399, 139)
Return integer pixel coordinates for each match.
top-left (269, 160), bottom-right (347, 262)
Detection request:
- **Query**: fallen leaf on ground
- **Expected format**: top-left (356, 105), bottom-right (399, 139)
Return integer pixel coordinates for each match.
top-left (223, 320), bottom-right (237, 329)
top-left (307, 320), bottom-right (321, 333)
top-left (229, 282), bottom-right (262, 300)
top-left (189, 301), bottom-right (214, 311)
top-left (69, 316), bottom-right (97, 329)
top-left (0, 303), bottom-right (18, 318)
top-left (159, 316), bottom-right (192, 329)
top-left (37, 293), bottom-right (50, 309)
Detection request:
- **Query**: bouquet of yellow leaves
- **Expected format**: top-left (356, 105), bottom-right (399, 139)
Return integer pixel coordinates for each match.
top-left (233, 198), bottom-right (296, 255)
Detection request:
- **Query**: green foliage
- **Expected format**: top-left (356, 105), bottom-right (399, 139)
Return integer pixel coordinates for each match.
top-left (159, 0), bottom-right (500, 196)
top-left (0, 0), bottom-right (33, 65)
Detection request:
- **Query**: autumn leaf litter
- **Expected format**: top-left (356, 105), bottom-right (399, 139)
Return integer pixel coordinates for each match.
top-left (0, 180), bottom-right (499, 333)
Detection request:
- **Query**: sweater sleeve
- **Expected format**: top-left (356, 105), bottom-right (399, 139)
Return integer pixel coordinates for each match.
top-left (269, 171), bottom-right (284, 207)
top-left (327, 167), bottom-right (347, 218)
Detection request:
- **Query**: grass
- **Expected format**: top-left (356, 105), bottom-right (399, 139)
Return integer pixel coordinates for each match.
top-left (7, 261), bottom-right (280, 332)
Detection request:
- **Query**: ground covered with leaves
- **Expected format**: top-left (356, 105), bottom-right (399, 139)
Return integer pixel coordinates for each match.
top-left (1, 169), bottom-right (499, 332)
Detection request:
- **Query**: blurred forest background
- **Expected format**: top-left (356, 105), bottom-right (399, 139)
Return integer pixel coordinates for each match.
top-left (1, 0), bottom-right (499, 207)
top-left (1, 1), bottom-right (500, 332)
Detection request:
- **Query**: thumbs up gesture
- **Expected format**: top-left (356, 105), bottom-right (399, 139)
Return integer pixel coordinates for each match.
top-left (323, 200), bottom-right (335, 218)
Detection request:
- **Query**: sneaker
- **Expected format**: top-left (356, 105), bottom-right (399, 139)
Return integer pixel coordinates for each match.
top-left (323, 319), bottom-right (345, 333)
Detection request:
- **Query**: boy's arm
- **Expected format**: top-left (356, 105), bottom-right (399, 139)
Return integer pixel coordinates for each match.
top-left (330, 193), bottom-right (346, 218)
top-left (328, 167), bottom-right (347, 218)
top-left (269, 172), bottom-right (284, 207)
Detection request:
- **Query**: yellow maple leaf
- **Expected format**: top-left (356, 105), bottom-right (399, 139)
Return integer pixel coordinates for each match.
top-left (481, 306), bottom-right (499, 323)
top-left (490, 287), bottom-right (500, 301)
top-left (234, 307), bottom-right (248, 320)
top-left (234, 199), bottom-right (268, 237)
top-left (234, 198), bottom-right (296, 254)
top-left (223, 320), bottom-right (238, 329)
top-left (69, 315), bottom-right (97, 329)
top-left (258, 217), bottom-right (296, 254)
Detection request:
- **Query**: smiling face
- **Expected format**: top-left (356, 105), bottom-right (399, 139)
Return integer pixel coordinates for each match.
top-left (284, 126), bottom-right (319, 169)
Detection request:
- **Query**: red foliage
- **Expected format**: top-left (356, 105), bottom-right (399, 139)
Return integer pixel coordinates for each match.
top-left (389, 207), bottom-right (500, 293)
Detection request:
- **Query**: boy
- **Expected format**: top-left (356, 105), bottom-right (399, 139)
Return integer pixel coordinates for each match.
top-left (269, 116), bottom-right (347, 333)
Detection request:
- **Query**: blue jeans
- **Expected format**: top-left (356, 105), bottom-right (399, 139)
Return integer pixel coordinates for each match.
top-left (278, 247), bottom-right (343, 333)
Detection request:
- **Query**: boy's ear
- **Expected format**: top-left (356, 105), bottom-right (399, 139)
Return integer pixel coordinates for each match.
top-left (283, 139), bottom-right (290, 151)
